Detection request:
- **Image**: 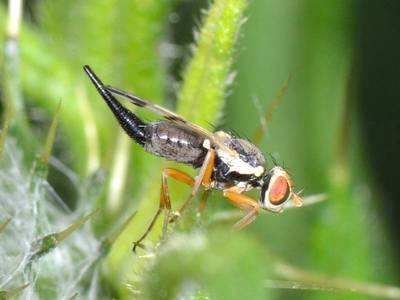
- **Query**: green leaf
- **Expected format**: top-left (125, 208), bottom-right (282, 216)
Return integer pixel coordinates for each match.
top-left (28, 210), bottom-right (98, 263)
top-left (142, 229), bottom-right (271, 300)
top-left (0, 283), bottom-right (29, 300)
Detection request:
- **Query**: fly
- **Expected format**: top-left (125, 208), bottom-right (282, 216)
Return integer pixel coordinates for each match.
top-left (83, 65), bottom-right (302, 251)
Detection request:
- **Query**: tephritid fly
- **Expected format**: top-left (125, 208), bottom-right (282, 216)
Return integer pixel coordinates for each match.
top-left (83, 65), bottom-right (302, 251)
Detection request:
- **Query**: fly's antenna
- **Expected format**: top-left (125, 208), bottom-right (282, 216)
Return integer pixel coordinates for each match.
top-left (83, 65), bottom-right (147, 146)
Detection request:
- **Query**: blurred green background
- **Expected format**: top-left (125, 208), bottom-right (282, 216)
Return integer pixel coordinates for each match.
top-left (1, 0), bottom-right (399, 299)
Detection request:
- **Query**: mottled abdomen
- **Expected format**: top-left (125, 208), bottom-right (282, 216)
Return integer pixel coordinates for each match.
top-left (144, 121), bottom-right (208, 168)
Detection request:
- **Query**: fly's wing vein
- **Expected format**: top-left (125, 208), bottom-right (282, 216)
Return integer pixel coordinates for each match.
top-left (106, 86), bottom-right (237, 156)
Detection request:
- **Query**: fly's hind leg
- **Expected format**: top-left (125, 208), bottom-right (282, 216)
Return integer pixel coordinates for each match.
top-left (134, 148), bottom-right (216, 252)
top-left (132, 168), bottom-right (194, 252)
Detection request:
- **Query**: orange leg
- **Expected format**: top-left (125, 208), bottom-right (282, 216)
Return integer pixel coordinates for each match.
top-left (223, 190), bottom-right (260, 229)
top-left (174, 149), bottom-right (215, 218)
top-left (198, 190), bottom-right (211, 213)
top-left (133, 168), bottom-right (194, 252)
top-left (291, 192), bottom-right (303, 207)
top-left (193, 148), bottom-right (215, 194)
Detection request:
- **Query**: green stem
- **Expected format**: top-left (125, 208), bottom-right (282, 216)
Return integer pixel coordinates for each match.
top-left (178, 0), bottom-right (248, 127)
top-left (0, 0), bottom-right (27, 159)
top-left (0, 283), bottom-right (29, 299)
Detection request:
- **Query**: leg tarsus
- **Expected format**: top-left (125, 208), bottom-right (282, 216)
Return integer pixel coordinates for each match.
top-left (161, 208), bottom-right (171, 241)
top-left (233, 207), bottom-right (259, 229)
top-left (198, 190), bottom-right (210, 213)
top-left (133, 207), bottom-right (162, 253)
top-left (223, 190), bottom-right (260, 229)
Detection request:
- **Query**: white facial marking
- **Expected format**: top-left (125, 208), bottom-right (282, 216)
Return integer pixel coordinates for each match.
top-left (203, 139), bottom-right (211, 149)
top-left (160, 134), bottom-right (168, 140)
top-left (170, 137), bottom-right (178, 143)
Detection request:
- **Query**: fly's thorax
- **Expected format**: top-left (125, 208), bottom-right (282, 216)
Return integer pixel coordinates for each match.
top-left (214, 131), bottom-right (266, 178)
top-left (211, 131), bottom-right (266, 190)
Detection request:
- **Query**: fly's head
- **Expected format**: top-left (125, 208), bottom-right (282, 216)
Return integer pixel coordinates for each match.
top-left (259, 166), bottom-right (302, 212)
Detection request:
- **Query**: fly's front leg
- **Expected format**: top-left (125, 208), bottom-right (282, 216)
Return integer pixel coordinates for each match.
top-left (223, 190), bottom-right (260, 229)
top-left (133, 168), bottom-right (194, 252)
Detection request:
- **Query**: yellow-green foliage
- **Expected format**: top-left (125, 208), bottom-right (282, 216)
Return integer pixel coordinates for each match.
top-left (106, 1), bottom-right (248, 298)
top-left (1, 0), bottom-right (399, 299)
top-left (177, 0), bottom-right (247, 126)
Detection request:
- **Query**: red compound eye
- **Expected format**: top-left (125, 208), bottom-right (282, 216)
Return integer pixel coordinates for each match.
top-left (269, 176), bottom-right (290, 205)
